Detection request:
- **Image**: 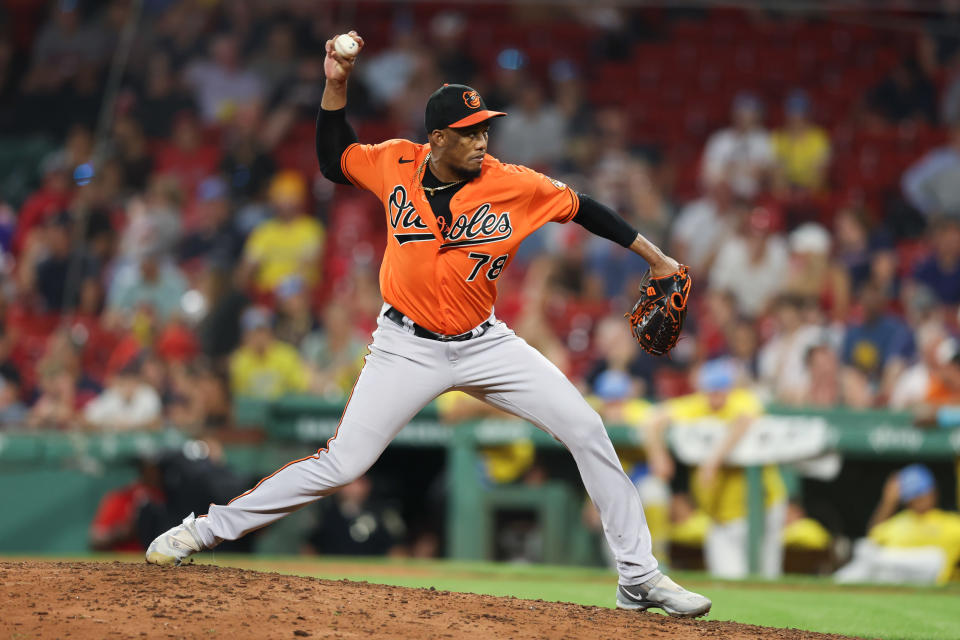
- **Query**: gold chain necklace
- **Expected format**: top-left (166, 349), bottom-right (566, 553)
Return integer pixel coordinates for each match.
top-left (416, 152), bottom-right (464, 196)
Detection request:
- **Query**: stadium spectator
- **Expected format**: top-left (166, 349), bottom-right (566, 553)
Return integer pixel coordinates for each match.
top-left (262, 52), bottom-right (326, 147)
top-left (153, 110), bottom-right (221, 210)
top-left (709, 206), bottom-right (789, 318)
top-left (909, 217), bottom-right (960, 306)
top-left (196, 271), bottom-right (250, 361)
top-left (166, 362), bottom-right (210, 434)
top-left (483, 49), bottom-right (528, 112)
top-left (693, 289), bottom-right (739, 361)
top-left (107, 248), bottom-right (188, 321)
top-left (251, 22), bottom-right (299, 100)
top-left (645, 358), bottom-right (786, 579)
top-left (184, 33), bottom-right (265, 124)
top-left (29, 2), bottom-right (109, 81)
top-left (727, 319), bottom-right (762, 384)
top-left (670, 183), bottom-right (740, 276)
top-left (841, 282), bottom-right (916, 407)
top-left (590, 106), bottom-right (672, 246)
top-left (12, 154), bottom-right (73, 256)
top-left (132, 52), bottom-right (197, 138)
top-left (581, 108), bottom-right (670, 296)
top-left (585, 314), bottom-right (653, 407)
top-left (167, 357), bottom-right (229, 431)
top-left (506, 257), bottom-right (574, 375)
top-left (301, 299), bottom-right (367, 397)
top-left (781, 502), bottom-right (832, 560)
top-left (27, 365), bottom-right (80, 430)
top-left (835, 464), bottom-right (960, 585)
top-left (219, 101), bottom-right (276, 203)
top-left (771, 90), bottom-right (831, 194)
top-left (701, 92), bottom-right (774, 200)
top-left (7, 5), bottom-right (960, 446)
top-left (111, 115), bottom-right (154, 193)
top-left (889, 322), bottom-right (958, 412)
top-left (493, 82), bottom-right (566, 168)
top-left (146, 0), bottom-right (209, 72)
top-left (0, 371), bottom-right (26, 428)
top-left (83, 361), bottom-right (163, 432)
top-left (117, 177), bottom-right (182, 266)
top-left (914, 350), bottom-right (960, 425)
top-left (831, 205), bottom-right (894, 300)
top-left (273, 275), bottom-right (316, 346)
top-left (901, 123), bottom-right (960, 217)
top-left (179, 176), bottom-right (242, 270)
top-left (241, 170), bottom-right (323, 294)
top-left (429, 11), bottom-right (477, 86)
top-left (358, 27), bottom-right (422, 109)
top-left (919, 2), bottom-right (960, 71)
top-left (20, 211), bottom-right (100, 313)
top-left (867, 57), bottom-right (938, 126)
top-left (52, 123), bottom-right (95, 175)
top-left (136, 440), bottom-right (251, 552)
top-left (229, 306), bottom-right (309, 400)
top-left (435, 391), bottom-right (535, 485)
top-left (791, 344), bottom-right (844, 408)
top-left (302, 475), bottom-right (407, 557)
top-left (550, 59), bottom-right (593, 151)
top-left (781, 223), bottom-right (838, 308)
top-left (757, 295), bottom-right (829, 404)
top-left (89, 457), bottom-right (164, 552)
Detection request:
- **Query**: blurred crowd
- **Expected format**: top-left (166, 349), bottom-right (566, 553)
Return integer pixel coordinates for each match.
top-left (0, 0), bottom-right (958, 437)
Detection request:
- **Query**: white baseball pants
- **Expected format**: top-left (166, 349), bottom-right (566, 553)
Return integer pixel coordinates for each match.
top-left (703, 500), bottom-right (786, 579)
top-left (834, 539), bottom-right (946, 585)
top-left (195, 308), bottom-right (659, 585)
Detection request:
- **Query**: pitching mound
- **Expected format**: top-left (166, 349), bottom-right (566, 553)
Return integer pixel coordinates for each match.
top-left (1, 561), bottom-right (858, 639)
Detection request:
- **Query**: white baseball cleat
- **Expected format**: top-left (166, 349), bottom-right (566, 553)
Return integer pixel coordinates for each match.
top-left (616, 572), bottom-right (712, 618)
top-left (145, 513), bottom-right (205, 566)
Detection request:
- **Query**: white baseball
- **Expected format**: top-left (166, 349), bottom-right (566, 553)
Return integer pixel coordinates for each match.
top-left (334, 34), bottom-right (359, 59)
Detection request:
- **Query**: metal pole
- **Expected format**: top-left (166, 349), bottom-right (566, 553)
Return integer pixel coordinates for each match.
top-left (61, 0), bottom-right (144, 320)
top-left (746, 465), bottom-right (765, 575)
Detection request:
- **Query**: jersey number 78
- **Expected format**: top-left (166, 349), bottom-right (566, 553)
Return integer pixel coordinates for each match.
top-left (466, 252), bottom-right (508, 281)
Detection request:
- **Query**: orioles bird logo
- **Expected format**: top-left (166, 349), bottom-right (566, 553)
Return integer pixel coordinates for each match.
top-left (463, 90), bottom-right (481, 109)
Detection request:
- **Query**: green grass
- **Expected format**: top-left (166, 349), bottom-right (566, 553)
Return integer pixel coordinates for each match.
top-left (7, 554), bottom-right (960, 640)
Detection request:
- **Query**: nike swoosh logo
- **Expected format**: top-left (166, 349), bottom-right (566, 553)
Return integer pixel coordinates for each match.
top-left (398, 157), bottom-right (414, 164)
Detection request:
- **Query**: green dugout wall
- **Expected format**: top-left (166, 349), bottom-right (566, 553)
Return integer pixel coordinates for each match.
top-left (2, 398), bottom-right (958, 572)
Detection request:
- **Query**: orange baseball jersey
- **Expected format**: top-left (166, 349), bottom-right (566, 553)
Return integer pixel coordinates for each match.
top-left (341, 139), bottom-right (580, 335)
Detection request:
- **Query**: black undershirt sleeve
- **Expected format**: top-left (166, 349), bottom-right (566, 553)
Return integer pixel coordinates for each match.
top-left (572, 193), bottom-right (639, 248)
top-left (315, 107), bottom-right (359, 185)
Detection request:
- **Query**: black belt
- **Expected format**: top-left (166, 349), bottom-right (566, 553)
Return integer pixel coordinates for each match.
top-left (384, 306), bottom-right (494, 342)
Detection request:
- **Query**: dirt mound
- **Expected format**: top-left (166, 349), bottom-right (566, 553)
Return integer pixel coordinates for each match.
top-left (0, 561), bottom-right (860, 639)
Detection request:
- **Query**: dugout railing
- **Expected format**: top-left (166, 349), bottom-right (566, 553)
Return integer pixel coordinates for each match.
top-left (2, 399), bottom-right (959, 574)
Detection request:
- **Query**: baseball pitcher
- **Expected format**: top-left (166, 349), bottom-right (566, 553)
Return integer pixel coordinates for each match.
top-left (147, 31), bottom-right (708, 618)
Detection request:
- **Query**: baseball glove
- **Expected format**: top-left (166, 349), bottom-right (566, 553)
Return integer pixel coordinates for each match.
top-left (626, 265), bottom-right (692, 356)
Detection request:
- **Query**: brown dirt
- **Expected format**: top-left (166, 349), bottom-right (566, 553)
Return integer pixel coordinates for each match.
top-left (0, 561), bottom-right (863, 640)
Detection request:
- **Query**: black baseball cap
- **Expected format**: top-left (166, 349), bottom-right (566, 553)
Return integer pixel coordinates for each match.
top-left (424, 84), bottom-right (506, 132)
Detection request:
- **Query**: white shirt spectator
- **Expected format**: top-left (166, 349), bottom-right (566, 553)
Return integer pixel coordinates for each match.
top-left (889, 363), bottom-right (931, 410)
top-left (758, 325), bottom-right (825, 402)
top-left (889, 333), bottom-right (957, 410)
top-left (702, 128), bottom-right (775, 199)
top-left (901, 141), bottom-right (960, 217)
top-left (709, 234), bottom-right (789, 317)
top-left (671, 197), bottom-right (733, 273)
top-left (184, 61), bottom-right (264, 123)
top-left (84, 383), bottom-right (162, 432)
